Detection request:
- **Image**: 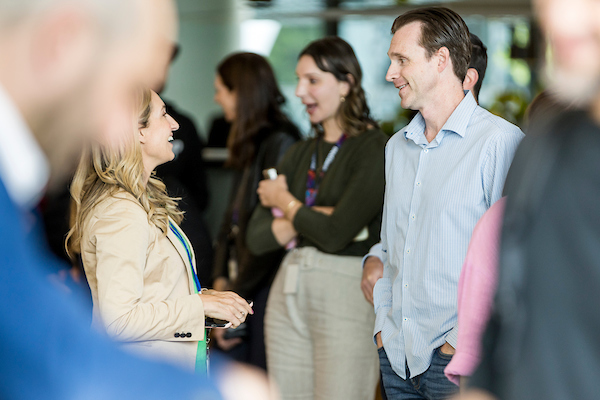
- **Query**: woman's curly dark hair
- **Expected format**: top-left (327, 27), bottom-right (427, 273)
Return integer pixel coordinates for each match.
top-left (299, 36), bottom-right (379, 137)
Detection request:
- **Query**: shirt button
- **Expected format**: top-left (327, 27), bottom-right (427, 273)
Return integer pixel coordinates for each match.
top-left (424, 149), bottom-right (429, 153)
top-left (416, 182), bottom-right (421, 186)
top-left (406, 248), bottom-right (410, 254)
top-left (404, 318), bottom-right (408, 321)
top-left (411, 214), bottom-right (416, 220)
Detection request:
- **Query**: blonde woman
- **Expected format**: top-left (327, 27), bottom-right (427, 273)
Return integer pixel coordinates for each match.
top-left (67, 88), bottom-right (253, 373)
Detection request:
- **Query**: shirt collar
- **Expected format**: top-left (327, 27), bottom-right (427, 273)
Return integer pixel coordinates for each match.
top-left (400, 90), bottom-right (478, 146)
top-left (402, 112), bottom-right (428, 146)
top-left (439, 90), bottom-right (477, 138)
top-left (0, 85), bottom-right (50, 209)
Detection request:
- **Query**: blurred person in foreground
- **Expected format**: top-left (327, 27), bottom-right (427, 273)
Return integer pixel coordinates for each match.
top-left (0, 0), bottom-right (274, 399)
top-left (441, 90), bottom-right (570, 390)
top-left (66, 87), bottom-right (253, 374)
top-left (210, 52), bottom-right (301, 369)
top-left (0, 0), bottom-right (217, 398)
top-left (441, 196), bottom-right (506, 391)
top-left (361, 32), bottom-right (489, 307)
top-left (373, 8), bottom-right (523, 399)
top-left (247, 36), bottom-right (386, 400)
top-left (460, 0), bottom-right (600, 399)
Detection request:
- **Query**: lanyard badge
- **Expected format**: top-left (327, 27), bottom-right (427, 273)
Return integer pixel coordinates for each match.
top-left (305, 133), bottom-right (347, 207)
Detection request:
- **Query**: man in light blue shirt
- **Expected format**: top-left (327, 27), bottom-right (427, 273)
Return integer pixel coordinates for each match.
top-left (361, 33), bottom-right (489, 307)
top-left (373, 8), bottom-right (524, 399)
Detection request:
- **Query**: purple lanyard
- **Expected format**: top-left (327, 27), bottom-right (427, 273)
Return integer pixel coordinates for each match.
top-left (305, 133), bottom-right (347, 207)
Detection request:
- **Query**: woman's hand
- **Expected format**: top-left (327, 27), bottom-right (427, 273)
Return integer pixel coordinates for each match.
top-left (272, 218), bottom-right (297, 246)
top-left (199, 290), bottom-right (253, 328)
top-left (257, 175), bottom-right (288, 208)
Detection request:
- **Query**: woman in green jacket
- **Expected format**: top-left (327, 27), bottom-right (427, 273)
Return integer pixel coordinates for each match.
top-left (247, 37), bottom-right (386, 400)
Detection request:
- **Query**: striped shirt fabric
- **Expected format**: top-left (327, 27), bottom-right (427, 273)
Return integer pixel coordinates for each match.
top-left (373, 92), bottom-right (524, 380)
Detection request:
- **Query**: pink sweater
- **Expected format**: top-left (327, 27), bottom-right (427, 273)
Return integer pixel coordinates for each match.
top-left (444, 197), bottom-right (506, 385)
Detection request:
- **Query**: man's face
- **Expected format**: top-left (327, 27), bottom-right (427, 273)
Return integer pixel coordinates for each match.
top-left (386, 21), bottom-right (440, 111)
top-left (536, 0), bottom-right (600, 104)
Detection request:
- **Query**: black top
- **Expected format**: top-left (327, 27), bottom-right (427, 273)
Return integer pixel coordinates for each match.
top-left (470, 110), bottom-right (600, 399)
top-left (247, 128), bottom-right (387, 257)
top-left (155, 101), bottom-right (213, 284)
top-left (212, 120), bottom-right (301, 299)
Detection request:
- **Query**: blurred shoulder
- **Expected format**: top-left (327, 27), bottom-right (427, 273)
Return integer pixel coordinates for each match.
top-left (352, 127), bottom-right (388, 146)
top-left (473, 106), bottom-right (524, 140)
top-left (270, 119), bottom-right (302, 141)
top-left (282, 135), bottom-right (314, 157)
top-left (260, 121), bottom-right (301, 148)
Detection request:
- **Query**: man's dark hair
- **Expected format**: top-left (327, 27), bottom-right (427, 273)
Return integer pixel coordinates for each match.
top-left (469, 33), bottom-right (487, 100)
top-left (391, 7), bottom-right (471, 81)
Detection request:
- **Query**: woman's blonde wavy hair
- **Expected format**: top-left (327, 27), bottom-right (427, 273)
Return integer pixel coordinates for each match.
top-left (65, 88), bottom-right (183, 260)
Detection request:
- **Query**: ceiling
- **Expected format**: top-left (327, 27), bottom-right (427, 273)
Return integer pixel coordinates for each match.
top-left (249, 0), bottom-right (533, 19)
top-left (173, 0), bottom-right (533, 24)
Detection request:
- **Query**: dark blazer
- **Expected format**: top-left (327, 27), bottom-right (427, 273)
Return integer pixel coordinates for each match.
top-left (471, 110), bottom-right (600, 399)
top-left (156, 102), bottom-right (213, 284)
top-left (212, 121), bottom-right (301, 299)
top-left (0, 179), bottom-right (221, 399)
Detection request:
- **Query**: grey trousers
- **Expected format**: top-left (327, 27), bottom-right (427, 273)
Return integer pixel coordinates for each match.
top-left (265, 247), bottom-right (379, 400)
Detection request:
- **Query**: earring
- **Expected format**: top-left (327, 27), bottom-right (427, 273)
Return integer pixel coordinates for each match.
top-left (340, 96), bottom-right (346, 103)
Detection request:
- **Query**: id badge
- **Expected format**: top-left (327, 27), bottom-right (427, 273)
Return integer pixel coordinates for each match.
top-left (283, 264), bottom-right (299, 295)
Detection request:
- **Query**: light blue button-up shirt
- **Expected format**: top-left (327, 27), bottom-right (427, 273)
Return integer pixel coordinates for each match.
top-left (373, 92), bottom-right (524, 379)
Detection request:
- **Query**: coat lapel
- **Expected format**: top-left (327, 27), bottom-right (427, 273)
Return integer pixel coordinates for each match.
top-left (166, 218), bottom-right (199, 294)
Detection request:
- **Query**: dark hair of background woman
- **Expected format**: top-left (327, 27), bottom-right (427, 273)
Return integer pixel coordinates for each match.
top-left (299, 37), bottom-right (379, 137)
top-left (217, 52), bottom-right (291, 169)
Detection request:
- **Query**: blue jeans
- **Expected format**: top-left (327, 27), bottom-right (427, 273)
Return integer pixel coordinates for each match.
top-left (378, 346), bottom-right (459, 400)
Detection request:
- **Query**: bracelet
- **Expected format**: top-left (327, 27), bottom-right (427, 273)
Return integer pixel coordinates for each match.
top-left (286, 199), bottom-right (298, 212)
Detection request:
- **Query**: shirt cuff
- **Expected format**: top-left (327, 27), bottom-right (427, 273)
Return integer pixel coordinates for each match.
top-left (361, 242), bottom-right (383, 269)
top-left (445, 324), bottom-right (459, 348)
top-left (373, 308), bottom-right (389, 345)
top-left (372, 278), bottom-right (391, 345)
top-left (444, 350), bottom-right (478, 386)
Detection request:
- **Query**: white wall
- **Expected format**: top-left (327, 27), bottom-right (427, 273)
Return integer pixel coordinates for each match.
top-left (161, 0), bottom-right (248, 239)
top-left (162, 0), bottom-right (243, 137)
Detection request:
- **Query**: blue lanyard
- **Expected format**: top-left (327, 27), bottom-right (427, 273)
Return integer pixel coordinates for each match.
top-left (169, 221), bottom-right (201, 292)
top-left (169, 220), bottom-right (208, 375)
